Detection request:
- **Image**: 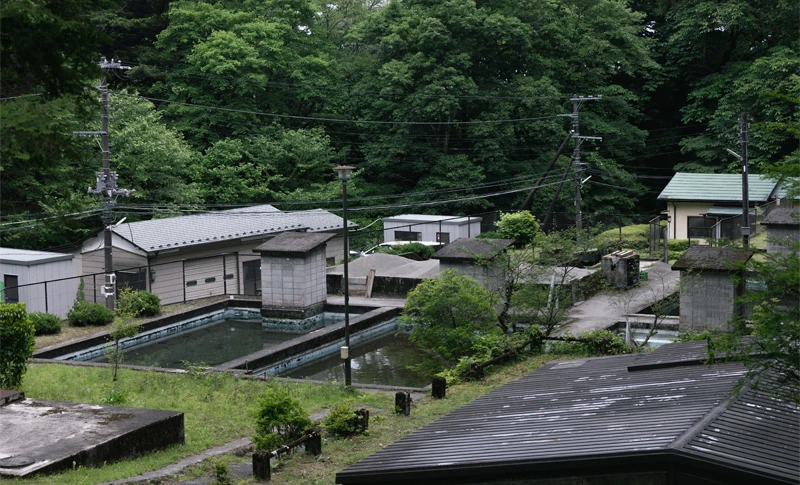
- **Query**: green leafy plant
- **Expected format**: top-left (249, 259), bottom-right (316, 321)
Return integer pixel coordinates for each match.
top-left (493, 210), bottom-right (541, 247)
top-left (0, 303), bottom-right (36, 389)
top-left (29, 312), bottom-right (62, 335)
top-left (378, 242), bottom-right (436, 260)
top-left (105, 317), bottom-right (141, 383)
top-left (68, 300), bottom-right (115, 327)
top-left (253, 387), bottom-right (312, 451)
top-left (213, 460), bottom-right (232, 485)
top-left (100, 385), bottom-right (128, 405)
top-left (323, 400), bottom-right (365, 438)
top-left (116, 287), bottom-right (161, 317)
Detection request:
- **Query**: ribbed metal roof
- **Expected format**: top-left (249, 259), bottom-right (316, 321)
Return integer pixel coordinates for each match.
top-left (111, 205), bottom-right (355, 252)
top-left (657, 173), bottom-right (777, 202)
top-left (0, 247), bottom-right (73, 265)
top-left (383, 214), bottom-right (482, 224)
top-left (337, 343), bottom-right (799, 485)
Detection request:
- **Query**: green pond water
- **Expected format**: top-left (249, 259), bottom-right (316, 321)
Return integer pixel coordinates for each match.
top-left (93, 319), bottom-right (301, 369)
top-left (281, 333), bottom-right (430, 388)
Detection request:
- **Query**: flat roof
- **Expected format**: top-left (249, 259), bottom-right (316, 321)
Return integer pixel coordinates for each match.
top-left (0, 247), bottom-right (73, 266)
top-left (383, 214), bottom-right (482, 225)
top-left (337, 342), bottom-right (799, 485)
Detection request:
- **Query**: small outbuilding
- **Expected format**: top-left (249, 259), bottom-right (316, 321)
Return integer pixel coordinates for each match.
top-left (382, 214), bottom-right (481, 244)
top-left (760, 207), bottom-right (800, 255)
top-left (432, 238), bottom-right (514, 290)
top-left (0, 248), bottom-right (80, 318)
top-left (671, 245), bottom-right (753, 331)
top-left (336, 341), bottom-right (799, 485)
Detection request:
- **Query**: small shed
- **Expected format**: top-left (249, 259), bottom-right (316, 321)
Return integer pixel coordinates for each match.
top-left (671, 246), bottom-right (753, 331)
top-left (601, 249), bottom-right (640, 289)
top-left (432, 238), bottom-right (514, 290)
top-left (382, 214), bottom-right (481, 244)
top-left (336, 341), bottom-right (799, 485)
top-left (0, 248), bottom-right (80, 318)
top-left (254, 232), bottom-right (335, 320)
top-left (760, 207), bottom-right (799, 255)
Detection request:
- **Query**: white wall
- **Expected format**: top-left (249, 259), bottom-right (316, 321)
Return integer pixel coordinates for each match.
top-left (667, 202), bottom-right (715, 240)
top-left (1, 259), bottom-right (78, 319)
top-left (383, 220), bottom-right (481, 243)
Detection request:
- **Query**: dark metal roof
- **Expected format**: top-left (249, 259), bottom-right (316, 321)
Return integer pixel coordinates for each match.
top-left (761, 208), bottom-right (800, 226)
top-left (253, 231), bottom-right (336, 254)
top-left (337, 342), bottom-right (799, 485)
top-left (431, 238), bottom-right (514, 261)
top-left (671, 246), bottom-right (754, 271)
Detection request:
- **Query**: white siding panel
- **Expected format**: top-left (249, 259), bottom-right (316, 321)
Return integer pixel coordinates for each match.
top-left (184, 257), bottom-right (225, 300)
top-left (150, 261), bottom-right (184, 305)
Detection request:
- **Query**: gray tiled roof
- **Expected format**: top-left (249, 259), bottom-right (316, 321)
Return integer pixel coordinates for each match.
top-left (671, 246), bottom-right (754, 271)
top-left (761, 208), bottom-right (800, 226)
top-left (657, 173), bottom-right (778, 202)
top-left (253, 232), bottom-right (336, 254)
top-left (112, 205), bottom-right (355, 252)
top-left (337, 342), bottom-right (799, 485)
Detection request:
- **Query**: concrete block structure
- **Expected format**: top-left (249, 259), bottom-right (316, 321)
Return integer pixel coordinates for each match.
top-left (760, 207), bottom-right (800, 256)
top-left (601, 250), bottom-right (640, 289)
top-left (432, 238), bottom-right (514, 290)
top-left (672, 246), bottom-right (753, 331)
top-left (254, 232), bottom-right (335, 320)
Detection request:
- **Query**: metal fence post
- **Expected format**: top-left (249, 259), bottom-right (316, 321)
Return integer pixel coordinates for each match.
top-left (236, 253), bottom-right (241, 295)
top-left (44, 281), bottom-right (48, 314)
top-left (223, 255), bottom-right (227, 295)
top-left (93, 274), bottom-right (97, 302)
top-left (182, 260), bottom-right (186, 303)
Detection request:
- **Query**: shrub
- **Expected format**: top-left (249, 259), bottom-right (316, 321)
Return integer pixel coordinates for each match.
top-left (0, 303), bottom-right (36, 389)
top-left (116, 287), bottom-right (160, 317)
top-left (668, 239), bottom-right (690, 252)
top-left (597, 224), bottom-right (650, 251)
top-left (68, 300), bottom-right (115, 327)
top-left (253, 387), bottom-right (312, 451)
top-left (494, 210), bottom-right (541, 247)
top-left (378, 242), bottom-right (435, 260)
top-left (323, 400), bottom-right (366, 438)
top-left (576, 329), bottom-right (632, 356)
top-left (29, 312), bottom-right (62, 335)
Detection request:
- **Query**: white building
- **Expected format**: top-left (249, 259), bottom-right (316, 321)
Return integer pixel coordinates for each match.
top-left (0, 248), bottom-right (80, 318)
top-left (382, 214), bottom-right (481, 244)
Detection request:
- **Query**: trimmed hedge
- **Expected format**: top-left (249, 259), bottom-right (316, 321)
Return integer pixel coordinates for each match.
top-left (68, 300), bottom-right (115, 327)
top-left (29, 312), bottom-right (62, 335)
top-left (0, 302), bottom-right (36, 389)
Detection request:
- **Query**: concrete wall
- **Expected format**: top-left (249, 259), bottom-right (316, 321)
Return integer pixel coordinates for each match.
top-left (679, 271), bottom-right (737, 331)
top-left (384, 220), bottom-right (481, 243)
top-left (766, 225), bottom-right (800, 255)
top-left (261, 247), bottom-right (326, 314)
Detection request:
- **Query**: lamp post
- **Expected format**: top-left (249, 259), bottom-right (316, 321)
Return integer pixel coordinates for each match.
top-left (334, 165), bottom-right (355, 387)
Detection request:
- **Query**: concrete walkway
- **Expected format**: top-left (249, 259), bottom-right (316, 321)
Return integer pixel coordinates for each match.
top-left (561, 261), bottom-right (680, 335)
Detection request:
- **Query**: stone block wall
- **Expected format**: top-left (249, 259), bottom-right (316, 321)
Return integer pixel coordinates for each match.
top-left (766, 226), bottom-right (800, 255)
top-left (679, 271), bottom-right (736, 331)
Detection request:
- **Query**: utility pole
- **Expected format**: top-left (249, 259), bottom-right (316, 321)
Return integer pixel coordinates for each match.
top-left (85, 57), bottom-right (133, 310)
top-left (566, 96), bottom-right (602, 237)
top-left (739, 113), bottom-right (750, 248)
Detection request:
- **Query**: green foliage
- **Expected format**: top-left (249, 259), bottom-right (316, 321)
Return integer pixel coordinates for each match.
top-left (494, 211), bottom-right (541, 247)
top-left (0, 303), bottom-right (36, 389)
top-left (673, 329), bottom-right (716, 343)
top-left (100, 385), bottom-right (128, 405)
top-left (213, 461), bottom-right (232, 485)
top-left (377, 242), bottom-right (436, 260)
top-left (323, 400), bottom-right (365, 438)
top-left (68, 300), bottom-right (115, 327)
top-left (29, 312), bottom-right (62, 335)
top-left (105, 317), bottom-right (142, 383)
top-left (597, 224), bottom-right (650, 251)
top-left (401, 270), bottom-right (500, 374)
top-left (548, 330), bottom-right (633, 357)
top-left (76, 277), bottom-right (86, 303)
top-left (253, 387), bottom-right (312, 451)
top-left (116, 287), bottom-right (161, 318)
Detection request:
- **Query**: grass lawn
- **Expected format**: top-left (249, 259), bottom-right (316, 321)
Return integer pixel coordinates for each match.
top-left (11, 353), bottom-right (571, 485)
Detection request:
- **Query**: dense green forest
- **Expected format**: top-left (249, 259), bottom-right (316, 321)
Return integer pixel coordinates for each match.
top-left (1, 0), bottom-right (797, 249)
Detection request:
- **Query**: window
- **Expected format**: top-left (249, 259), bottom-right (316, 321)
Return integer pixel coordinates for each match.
top-left (224, 273), bottom-right (235, 280)
top-left (3, 275), bottom-right (19, 303)
top-left (394, 231), bottom-right (421, 241)
top-left (688, 216), bottom-right (716, 239)
top-left (436, 232), bottom-right (450, 244)
top-left (186, 280), bottom-right (198, 287)
top-left (204, 277), bottom-right (216, 284)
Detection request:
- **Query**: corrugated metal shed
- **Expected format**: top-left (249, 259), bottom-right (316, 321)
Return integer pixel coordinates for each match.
top-left (657, 173), bottom-right (777, 202)
top-left (111, 205), bottom-right (355, 253)
top-left (337, 342), bottom-right (799, 485)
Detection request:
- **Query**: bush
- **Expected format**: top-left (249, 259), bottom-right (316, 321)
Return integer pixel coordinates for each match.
top-left (68, 300), bottom-right (115, 327)
top-left (378, 242), bottom-right (436, 260)
top-left (253, 387), bottom-right (312, 451)
top-left (116, 287), bottom-right (160, 317)
top-left (29, 312), bottom-right (62, 335)
top-left (597, 224), bottom-right (650, 251)
top-left (323, 400), bottom-right (365, 438)
top-left (494, 211), bottom-right (540, 247)
top-left (0, 303), bottom-right (36, 389)
top-left (668, 239), bottom-right (690, 252)
top-left (546, 330), bottom-right (632, 357)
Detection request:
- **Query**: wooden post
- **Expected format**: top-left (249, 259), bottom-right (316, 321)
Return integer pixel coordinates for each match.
top-left (365, 268), bottom-right (376, 298)
top-left (305, 431), bottom-right (322, 456)
top-left (432, 377), bottom-right (446, 399)
top-left (253, 450), bottom-right (271, 481)
top-left (355, 408), bottom-right (370, 432)
top-left (395, 391), bottom-right (412, 416)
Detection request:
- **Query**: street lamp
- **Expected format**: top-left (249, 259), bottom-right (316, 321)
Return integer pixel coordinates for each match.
top-left (334, 165), bottom-right (355, 387)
